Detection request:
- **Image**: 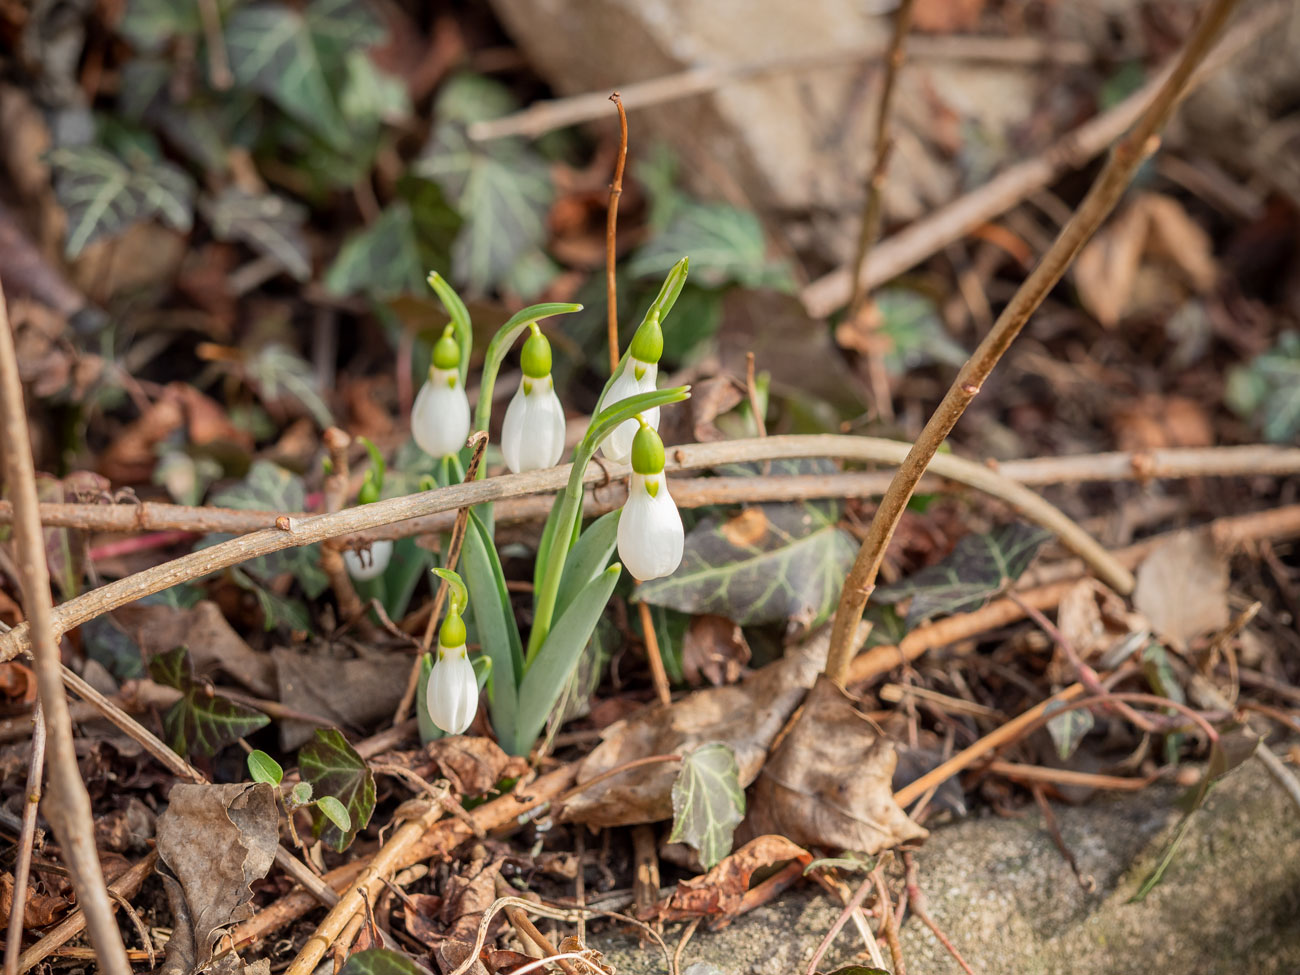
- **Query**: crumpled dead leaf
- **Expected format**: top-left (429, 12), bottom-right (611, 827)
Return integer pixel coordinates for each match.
top-left (155, 782), bottom-right (278, 970)
top-left (682, 615), bottom-right (751, 687)
top-left (441, 846), bottom-right (505, 943)
top-left (1133, 531), bottom-right (1229, 652)
top-left (115, 600), bottom-right (277, 698)
top-left (273, 647), bottom-right (409, 750)
top-left (0, 660), bottom-right (36, 705)
top-left (653, 835), bottom-right (810, 925)
top-left (560, 626), bottom-right (839, 828)
top-left (381, 736), bottom-right (528, 798)
top-left (746, 676), bottom-right (928, 853)
top-left (1051, 579), bottom-right (1148, 684)
top-left (0, 871), bottom-right (71, 928)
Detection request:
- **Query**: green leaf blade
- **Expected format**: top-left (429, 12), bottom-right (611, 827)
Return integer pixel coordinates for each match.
top-left (669, 742), bottom-right (745, 869)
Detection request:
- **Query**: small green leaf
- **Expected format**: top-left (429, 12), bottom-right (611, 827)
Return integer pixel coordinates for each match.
top-left (1131, 731), bottom-right (1258, 902)
top-left (225, 3), bottom-right (350, 150)
top-left (148, 648), bottom-right (271, 757)
top-left (298, 728), bottom-right (375, 852)
top-left (1226, 331), bottom-right (1300, 443)
top-left (874, 522), bottom-right (1052, 628)
top-left (203, 187), bottom-right (311, 281)
top-left (49, 145), bottom-right (195, 257)
top-left (336, 948), bottom-right (430, 975)
top-left (1045, 702), bottom-right (1094, 761)
top-left (511, 564), bottom-right (621, 756)
top-left (247, 750), bottom-right (284, 785)
top-left (668, 742), bottom-right (745, 869)
top-left (415, 652), bottom-right (442, 745)
top-left (314, 795), bottom-right (352, 833)
top-left (804, 852), bottom-right (877, 875)
top-left (627, 201), bottom-right (791, 290)
top-left (290, 781), bottom-right (313, 805)
top-left (325, 202), bottom-right (425, 299)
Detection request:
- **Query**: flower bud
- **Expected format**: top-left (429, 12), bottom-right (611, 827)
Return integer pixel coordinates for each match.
top-left (616, 424), bottom-right (683, 581)
top-left (425, 608), bottom-right (477, 735)
top-left (343, 539), bottom-right (393, 581)
top-left (501, 328), bottom-right (566, 473)
top-left (412, 325), bottom-right (470, 458)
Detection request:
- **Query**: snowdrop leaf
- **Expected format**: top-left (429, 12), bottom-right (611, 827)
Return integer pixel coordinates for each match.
top-left (461, 511), bottom-right (523, 739)
top-left (554, 509), bottom-right (621, 621)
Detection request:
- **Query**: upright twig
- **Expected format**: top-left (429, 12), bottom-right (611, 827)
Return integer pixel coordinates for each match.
top-left (871, 855), bottom-right (907, 975)
top-left (900, 852), bottom-right (976, 975)
top-left (395, 430), bottom-right (490, 723)
top-left (846, 0), bottom-right (917, 318)
top-left (0, 286), bottom-right (132, 975)
top-left (637, 600), bottom-right (672, 707)
top-left (823, 0), bottom-right (1245, 686)
top-left (4, 703), bottom-right (45, 975)
top-left (606, 92), bottom-right (629, 376)
top-left (320, 427), bottom-right (363, 621)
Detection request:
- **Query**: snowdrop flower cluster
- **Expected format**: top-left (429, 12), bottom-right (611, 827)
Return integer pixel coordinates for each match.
top-left (616, 420), bottom-right (684, 581)
top-left (411, 324), bottom-right (470, 459)
top-left (601, 311), bottom-right (663, 463)
top-left (426, 597), bottom-right (478, 735)
top-left (500, 325), bottom-right (566, 473)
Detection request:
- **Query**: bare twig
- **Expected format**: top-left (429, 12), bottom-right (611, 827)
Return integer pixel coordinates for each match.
top-left (804, 866), bottom-right (877, 975)
top-left (802, 0), bottom-right (1281, 317)
top-left (871, 856), bottom-right (906, 975)
top-left (4, 703), bottom-right (45, 975)
top-left (638, 600), bottom-right (672, 707)
top-left (846, 0), bottom-right (916, 318)
top-left (901, 852), bottom-right (976, 975)
top-left (744, 352), bottom-right (766, 439)
top-left (321, 427), bottom-right (363, 621)
top-left (0, 285), bottom-right (131, 975)
top-left (606, 92), bottom-right (628, 376)
top-left (631, 823), bottom-right (661, 921)
top-left (823, 0), bottom-right (1246, 687)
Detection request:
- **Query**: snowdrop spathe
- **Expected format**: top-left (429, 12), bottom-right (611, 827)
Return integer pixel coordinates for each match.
top-left (616, 420), bottom-right (684, 582)
top-left (501, 326), bottom-right (566, 473)
top-left (600, 312), bottom-right (664, 464)
top-left (412, 324), bottom-right (470, 459)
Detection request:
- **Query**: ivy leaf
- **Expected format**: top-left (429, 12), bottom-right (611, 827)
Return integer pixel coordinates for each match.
top-left (119, 0), bottom-right (202, 52)
top-left (49, 145), bottom-right (195, 257)
top-left (314, 795), bottom-right (352, 833)
top-left (298, 728), bottom-right (375, 852)
top-left (874, 288), bottom-right (968, 373)
top-left (305, 0), bottom-right (387, 61)
top-left (627, 200), bottom-right (792, 290)
top-left (339, 50), bottom-right (410, 129)
top-left (202, 187), bottom-right (311, 281)
top-left (337, 949), bottom-right (431, 975)
top-left (637, 499), bottom-right (857, 627)
top-left (148, 648), bottom-right (271, 757)
top-left (668, 742), bottom-right (745, 869)
top-left (416, 75), bottom-right (552, 295)
top-left (224, 3), bottom-right (350, 151)
top-left (207, 461), bottom-right (328, 599)
top-left (1045, 702), bottom-right (1094, 761)
top-left (325, 202), bottom-right (424, 299)
top-left (1131, 731), bottom-right (1258, 901)
top-left (246, 343), bottom-right (334, 430)
top-left (1226, 331), bottom-right (1300, 443)
top-left (873, 522), bottom-right (1051, 628)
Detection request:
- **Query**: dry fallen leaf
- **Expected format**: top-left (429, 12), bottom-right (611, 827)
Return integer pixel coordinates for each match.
top-left (0, 660), bottom-right (36, 705)
top-left (441, 846), bottom-right (505, 943)
top-left (653, 834), bottom-right (810, 925)
top-left (746, 676), bottom-right (928, 853)
top-left (688, 375), bottom-right (745, 443)
top-left (560, 626), bottom-right (840, 828)
top-left (1051, 579), bottom-right (1147, 684)
top-left (155, 782), bottom-right (278, 969)
top-left (0, 871), bottom-right (71, 928)
top-left (380, 736), bottom-right (528, 798)
top-left (273, 647), bottom-right (410, 750)
top-left (1133, 531), bottom-right (1230, 652)
top-left (682, 615), bottom-right (751, 687)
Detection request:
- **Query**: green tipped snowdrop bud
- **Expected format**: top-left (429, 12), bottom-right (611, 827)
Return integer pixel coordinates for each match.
top-left (413, 324), bottom-right (470, 458)
top-left (501, 325), bottom-right (566, 474)
top-left (426, 603), bottom-right (477, 735)
top-left (601, 313), bottom-right (664, 464)
top-left (617, 421), bottom-right (683, 581)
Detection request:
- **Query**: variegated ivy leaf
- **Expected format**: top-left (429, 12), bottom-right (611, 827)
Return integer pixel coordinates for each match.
top-left (298, 728), bottom-right (375, 852)
top-left (873, 522), bottom-right (1052, 628)
top-left (202, 187), bottom-right (311, 281)
top-left (118, 0), bottom-right (203, 53)
top-left (305, 0), bottom-right (387, 62)
top-left (668, 742), bottom-right (745, 869)
top-left (49, 145), bottom-right (195, 257)
top-left (337, 949), bottom-right (429, 975)
top-left (627, 200), bottom-right (792, 290)
top-left (324, 202), bottom-right (424, 299)
top-left (149, 647), bottom-right (270, 757)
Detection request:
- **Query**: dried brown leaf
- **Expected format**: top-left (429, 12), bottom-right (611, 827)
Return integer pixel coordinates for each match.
top-left (441, 848), bottom-right (504, 944)
top-left (560, 627), bottom-right (835, 828)
top-left (0, 660), bottom-right (36, 705)
top-left (746, 677), bottom-right (928, 853)
top-left (1133, 531), bottom-right (1230, 652)
top-left (689, 376), bottom-right (745, 442)
top-left (0, 871), bottom-right (72, 928)
top-left (407, 736), bottom-right (528, 797)
top-left (653, 834), bottom-right (810, 924)
top-left (273, 648), bottom-right (410, 749)
top-left (682, 615), bottom-right (751, 687)
top-left (402, 893), bottom-right (444, 949)
top-left (155, 782), bottom-right (279, 968)
top-left (1051, 579), bottom-right (1146, 684)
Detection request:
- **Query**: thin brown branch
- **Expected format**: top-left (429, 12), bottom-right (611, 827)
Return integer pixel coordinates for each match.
top-left (804, 866), bottom-right (877, 975)
top-left (0, 285), bottom-right (131, 975)
top-left (846, 0), bottom-right (917, 317)
top-left (823, 0), bottom-right (1247, 687)
top-left (606, 92), bottom-right (629, 376)
top-left (4, 703), bottom-right (45, 975)
top-left (802, 0), bottom-right (1281, 317)
top-left (871, 856), bottom-right (906, 975)
top-left (901, 852), bottom-right (976, 975)
top-left (638, 599), bottom-right (671, 707)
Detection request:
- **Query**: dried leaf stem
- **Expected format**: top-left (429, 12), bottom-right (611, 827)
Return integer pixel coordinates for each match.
top-left (823, 0), bottom-right (1245, 687)
top-left (0, 286), bottom-right (131, 975)
top-left (606, 91), bottom-right (629, 376)
top-left (846, 0), bottom-right (916, 317)
top-left (3, 703), bottom-right (45, 975)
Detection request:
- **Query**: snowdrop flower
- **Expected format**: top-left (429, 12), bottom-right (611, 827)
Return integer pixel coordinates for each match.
top-left (344, 540), bottom-right (392, 581)
top-left (500, 325), bottom-right (565, 473)
top-left (616, 420), bottom-right (684, 581)
top-left (600, 312), bottom-right (663, 463)
top-left (425, 606), bottom-right (478, 735)
top-left (412, 324), bottom-right (470, 458)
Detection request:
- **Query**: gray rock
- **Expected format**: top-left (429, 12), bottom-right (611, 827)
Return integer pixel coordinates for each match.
top-left (588, 751), bottom-right (1300, 973)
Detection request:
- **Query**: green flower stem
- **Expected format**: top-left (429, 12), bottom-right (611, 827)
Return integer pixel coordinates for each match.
top-left (473, 302), bottom-right (582, 442)
top-left (525, 385), bottom-right (690, 663)
top-left (426, 272), bottom-right (473, 387)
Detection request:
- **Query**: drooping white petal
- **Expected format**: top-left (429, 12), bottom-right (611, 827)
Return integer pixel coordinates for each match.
top-left (617, 472), bottom-right (684, 581)
top-left (501, 378), bottom-right (567, 474)
top-left (412, 367), bottom-right (470, 458)
top-left (600, 359), bottom-right (660, 463)
top-left (425, 646), bottom-right (478, 735)
top-left (343, 539), bottom-right (393, 581)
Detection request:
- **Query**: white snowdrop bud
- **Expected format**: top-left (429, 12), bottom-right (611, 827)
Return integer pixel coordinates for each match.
top-left (616, 422), bottom-right (683, 581)
top-left (501, 327), bottom-right (566, 473)
top-left (412, 325), bottom-right (470, 458)
top-left (601, 311), bottom-right (664, 464)
top-left (425, 608), bottom-right (478, 735)
top-left (343, 539), bottom-right (393, 581)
